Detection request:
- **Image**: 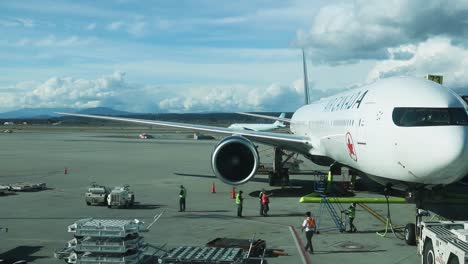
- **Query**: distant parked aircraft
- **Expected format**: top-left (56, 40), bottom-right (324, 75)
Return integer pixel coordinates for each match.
top-left (228, 113), bottom-right (286, 131)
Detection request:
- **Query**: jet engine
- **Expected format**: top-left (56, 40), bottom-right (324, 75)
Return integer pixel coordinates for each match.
top-left (211, 136), bottom-right (259, 185)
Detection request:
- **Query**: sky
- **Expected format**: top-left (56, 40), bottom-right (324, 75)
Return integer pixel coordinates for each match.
top-left (1, 0), bottom-right (468, 113)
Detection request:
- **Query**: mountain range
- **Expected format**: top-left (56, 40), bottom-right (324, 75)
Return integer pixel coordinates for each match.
top-left (0, 107), bottom-right (135, 119)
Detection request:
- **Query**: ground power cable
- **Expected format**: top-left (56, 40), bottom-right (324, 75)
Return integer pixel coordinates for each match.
top-left (376, 192), bottom-right (405, 240)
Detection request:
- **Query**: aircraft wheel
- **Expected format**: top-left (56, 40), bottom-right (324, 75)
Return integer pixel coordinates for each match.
top-left (86, 201), bottom-right (91, 206)
top-left (448, 255), bottom-right (460, 264)
top-left (423, 240), bottom-right (435, 264)
top-left (404, 223), bottom-right (416, 245)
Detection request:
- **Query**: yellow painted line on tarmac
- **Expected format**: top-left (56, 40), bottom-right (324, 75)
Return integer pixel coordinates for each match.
top-left (358, 203), bottom-right (387, 224)
top-left (299, 195), bottom-right (407, 204)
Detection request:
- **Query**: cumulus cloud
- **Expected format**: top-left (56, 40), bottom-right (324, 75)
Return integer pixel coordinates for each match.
top-left (0, 72), bottom-right (341, 113)
top-left (0, 72), bottom-right (127, 112)
top-left (297, 0), bottom-right (468, 64)
top-left (367, 37), bottom-right (468, 89)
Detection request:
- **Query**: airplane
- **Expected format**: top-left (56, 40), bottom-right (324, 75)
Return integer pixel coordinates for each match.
top-left (228, 113), bottom-right (287, 131)
top-left (58, 51), bottom-right (468, 195)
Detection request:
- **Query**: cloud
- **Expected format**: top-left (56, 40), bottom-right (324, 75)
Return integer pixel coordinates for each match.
top-left (156, 79), bottom-right (345, 113)
top-left (297, 0), bottom-right (468, 64)
top-left (0, 17), bottom-right (34, 28)
top-left (367, 37), bottom-right (468, 89)
top-left (127, 21), bottom-right (146, 36)
top-left (106, 19), bottom-right (148, 36)
top-left (86, 23), bottom-right (96, 30)
top-left (108, 21), bottom-right (124, 31)
top-left (0, 72), bottom-right (126, 111)
top-left (35, 35), bottom-right (92, 47)
top-left (0, 71), bottom-right (346, 113)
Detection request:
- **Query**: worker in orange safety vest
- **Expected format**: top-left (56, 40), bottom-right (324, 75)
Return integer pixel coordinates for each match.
top-left (301, 211), bottom-right (316, 254)
top-left (261, 192), bottom-right (270, 216)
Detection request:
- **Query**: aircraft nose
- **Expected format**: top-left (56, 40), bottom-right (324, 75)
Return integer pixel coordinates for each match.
top-left (396, 127), bottom-right (468, 184)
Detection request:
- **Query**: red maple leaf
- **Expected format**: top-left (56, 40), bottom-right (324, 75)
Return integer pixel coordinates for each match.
top-left (347, 138), bottom-right (355, 156)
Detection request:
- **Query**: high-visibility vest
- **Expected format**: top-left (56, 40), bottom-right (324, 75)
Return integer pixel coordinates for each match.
top-left (236, 193), bottom-right (242, 204)
top-left (179, 188), bottom-right (186, 198)
top-left (306, 217), bottom-right (316, 229)
top-left (348, 206), bottom-right (355, 218)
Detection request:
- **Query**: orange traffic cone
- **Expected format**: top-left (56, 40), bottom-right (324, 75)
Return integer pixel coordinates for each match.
top-left (211, 182), bottom-right (216, 193)
top-left (231, 187), bottom-right (236, 199)
top-left (64, 168), bottom-right (68, 174)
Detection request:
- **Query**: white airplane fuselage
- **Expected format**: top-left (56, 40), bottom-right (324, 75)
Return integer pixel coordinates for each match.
top-left (291, 76), bottom-right (468, 188)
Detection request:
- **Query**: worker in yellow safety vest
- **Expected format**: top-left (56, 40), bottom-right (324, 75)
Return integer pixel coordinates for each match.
top-left (179, 185), bottom-right (186, 212)
top-left (346, 202), bottom-right (357, 233)
top-left (236, 191), bottom-right (244, 217)
top-left (301, 211), bottom-right (316, 254)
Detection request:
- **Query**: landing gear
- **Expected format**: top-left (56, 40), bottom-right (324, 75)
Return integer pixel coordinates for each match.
top-left (405, 189), bottom-right (430, 246)
top-left (267, 147), bottom-right (291, 186)
top-left (404, 223), bottom-right (416, 245)
top-left (268, 169), bottom-right (289, 186)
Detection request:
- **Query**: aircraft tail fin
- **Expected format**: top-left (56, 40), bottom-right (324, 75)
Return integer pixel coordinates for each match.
top-left (302, 49), bottom-right (310, 105)
top-left (273, 113), bottom-right (286, 127)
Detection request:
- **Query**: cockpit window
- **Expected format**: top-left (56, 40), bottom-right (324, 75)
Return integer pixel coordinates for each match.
top-left (393, 108), bottom-right (468, 127)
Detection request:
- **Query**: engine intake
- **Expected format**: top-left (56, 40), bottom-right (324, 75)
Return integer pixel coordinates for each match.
top-left (211, 136), bottom-right (259, 185)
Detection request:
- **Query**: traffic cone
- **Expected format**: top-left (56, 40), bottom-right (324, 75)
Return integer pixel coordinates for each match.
top-left (64, 168), bottom-right (68, 174)
top-left (231, 187), bottom-right (236, 199)
top-left (211, 182), bottom-right (216, 193)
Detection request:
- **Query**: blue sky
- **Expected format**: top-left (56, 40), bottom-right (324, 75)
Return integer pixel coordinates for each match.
top-left (1, 0), bottom-right (468, 113)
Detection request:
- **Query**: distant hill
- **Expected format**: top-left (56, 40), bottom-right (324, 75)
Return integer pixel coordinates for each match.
top-left (0, 108), bottom-right (75, 119)
top-left (0, 107), bottom-right (135, 119)
top-left (76, 107), bottom-right (134, 116)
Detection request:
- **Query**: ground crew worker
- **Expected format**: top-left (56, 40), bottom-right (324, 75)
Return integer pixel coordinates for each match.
top-left (261, 191), bottom-right (270, 216)
top-left (258, 189), bottom-right (265, 216)
top-left (301, 211), bottom-right (316, 254)
top-left (346, 202), bottom-right (357, 232)
top-left (236, 190), bottom-right (244, 217)
top-left (179, 185), bottom-right (186, 212)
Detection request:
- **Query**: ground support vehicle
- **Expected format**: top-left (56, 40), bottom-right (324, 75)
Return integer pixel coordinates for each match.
top-left (107, 185), bottom-right (135, 208)
top-left (0, 185), bottom-right (10, 194)
top-left (85, 184), bottom-right (111, 206)
top-left (10, 182), bottom-right (46, 191)
top-left (417, 220), bottom-right (468, 264)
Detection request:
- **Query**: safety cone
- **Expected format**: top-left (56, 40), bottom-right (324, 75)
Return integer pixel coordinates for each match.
top-left (64, 168), bottom-right (68, 174)
top-left (231, 187), bottom-right (236, 199)
top-left (211, 182), bottom-right (216, 193)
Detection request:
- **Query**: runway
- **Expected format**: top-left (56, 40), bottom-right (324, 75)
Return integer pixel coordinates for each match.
top-left (0, 126), bottom-right (421, 263)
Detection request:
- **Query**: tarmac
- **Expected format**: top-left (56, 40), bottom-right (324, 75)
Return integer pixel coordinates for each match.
top-left (0, 126), bottom-right (428, 263)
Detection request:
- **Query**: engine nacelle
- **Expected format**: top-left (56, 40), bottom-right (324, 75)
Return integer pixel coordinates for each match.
top-left (211, 136), bottom-right (259, 185)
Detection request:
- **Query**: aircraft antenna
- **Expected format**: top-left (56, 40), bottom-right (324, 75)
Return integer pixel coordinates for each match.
top-left (302, 49), bottom-right (310, 105)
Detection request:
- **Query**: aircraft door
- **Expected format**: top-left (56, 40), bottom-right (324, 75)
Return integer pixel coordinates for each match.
top-left (356, 117), bottom-right (366, 145)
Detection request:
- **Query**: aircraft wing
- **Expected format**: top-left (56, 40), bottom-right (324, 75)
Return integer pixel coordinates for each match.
top-left (236, 112), bottom-right (291, 123)
top-left (57, 113), bottom-right (312, 153)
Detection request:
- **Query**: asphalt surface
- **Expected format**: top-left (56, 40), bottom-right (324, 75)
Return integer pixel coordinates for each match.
top-left (0, 126), bottom-right (424, 263)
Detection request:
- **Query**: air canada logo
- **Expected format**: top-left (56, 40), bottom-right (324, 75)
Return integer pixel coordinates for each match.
top-left (346, 132), bottom-right (357, 162)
